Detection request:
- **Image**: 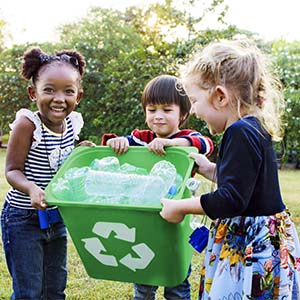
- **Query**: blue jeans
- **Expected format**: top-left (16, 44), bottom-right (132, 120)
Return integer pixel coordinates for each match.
top-left (1, 201), bottom-right (67, 300)
top-left (134, 265), bottom-right (191, 300)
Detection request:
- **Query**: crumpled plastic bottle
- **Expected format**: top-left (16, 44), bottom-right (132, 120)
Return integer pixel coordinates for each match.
top-left (52, 158), bottom-right (180, 207)
top-left (52, 167), bottom-right (90, 201)
top-left (85, 169), bottom-right (166, 205)
top-left (119, 163), bottom-right (148, 175)
top-left (89, 156), bottom-right (120, 172)
top-left (150, 160), bottom-right (177, 196)
top-left (84, 159), bottom-right (177, 206)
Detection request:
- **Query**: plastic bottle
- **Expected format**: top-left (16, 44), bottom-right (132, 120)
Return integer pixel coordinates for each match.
top-left (166, 173), bottom-right (183, 198)
top-left (90, 156), bottom-right (120, 172)
top-left (51, 177), bottom-right (71, 200)
top-left (53, 158), bottom-right (179, 206)
top-left (185, 177), bottom-right (201, 195)
top-left (150, 160), bottom-right (177, 196)
top-left (84, 169), bottom-right (166, 206)
top-left (166, 184), bottom-right (177, 198)
top-left (52, 167), bottom-right (90, 201)
top-left (119, 163), bottom-right (148, 175)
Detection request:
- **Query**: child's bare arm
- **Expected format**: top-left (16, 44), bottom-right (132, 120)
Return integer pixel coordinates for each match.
top-left (6, 116), bottom-right (47, 210)
top-left (160, 196), bottom-right (206, 223)
top-left (189, 152), bottom-right (216, 182)
top-left (148, 137), bottom-right (190, 156)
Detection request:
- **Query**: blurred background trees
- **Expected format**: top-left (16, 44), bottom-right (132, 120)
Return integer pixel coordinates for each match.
top-left (0, 0), bottom-right (299, 165)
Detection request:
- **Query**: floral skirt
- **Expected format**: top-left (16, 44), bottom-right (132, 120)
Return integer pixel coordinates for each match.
top-left (199, 210), bottom-right (300, 300)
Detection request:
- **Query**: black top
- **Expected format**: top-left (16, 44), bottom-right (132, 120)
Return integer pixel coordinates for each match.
top-left (201, 116), bottom-right (285, 219)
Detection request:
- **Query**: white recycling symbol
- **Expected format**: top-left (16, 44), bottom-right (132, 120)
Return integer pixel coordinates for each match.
top-left (81, 222), bottom-right (155, 272)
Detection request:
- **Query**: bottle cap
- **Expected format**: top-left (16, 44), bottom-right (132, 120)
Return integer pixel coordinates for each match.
top-left (167, 184), bottom-right (177, 196)
top-left (185, 178), bottom-right (200, 192)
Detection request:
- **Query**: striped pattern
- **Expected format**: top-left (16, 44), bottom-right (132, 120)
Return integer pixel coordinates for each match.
top-left (129, 129), bottom-right (214, 156)
top-left (6, 116), bottom-right (75, 209)
top-left (102, 129), bottom-right (214, 156)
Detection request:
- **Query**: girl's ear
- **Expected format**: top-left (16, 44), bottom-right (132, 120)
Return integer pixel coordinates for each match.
top-left (212, 85), bottom-right (229, 109)
top-left (76, 89), bottom-right (84, 105)
top-left (27, 86), bottom-right (36, 101)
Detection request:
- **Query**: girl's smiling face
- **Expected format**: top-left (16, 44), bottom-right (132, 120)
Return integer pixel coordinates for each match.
top-left (28, 63), bottom-right (82, 132)
top-left (184, 81), bottom-right (232, 135)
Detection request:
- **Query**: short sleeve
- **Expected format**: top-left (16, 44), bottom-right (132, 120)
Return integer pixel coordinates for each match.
top-left (9, 108), bottom-right (42, 149)
top-left (68, 111), bottom-right (84, 140)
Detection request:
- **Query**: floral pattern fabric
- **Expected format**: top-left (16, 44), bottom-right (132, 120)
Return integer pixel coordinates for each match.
top-left (199, 210), bottom-right (300, 300)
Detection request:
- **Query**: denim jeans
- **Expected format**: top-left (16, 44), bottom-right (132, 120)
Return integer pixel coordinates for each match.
top-left (133, 265), bottom-right (191, 300)
top-left (1, 201), bottom-right (67, 300)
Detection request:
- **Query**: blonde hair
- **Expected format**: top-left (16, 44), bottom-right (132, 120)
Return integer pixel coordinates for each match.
top-left (181, 39), bottom-right (285, 141)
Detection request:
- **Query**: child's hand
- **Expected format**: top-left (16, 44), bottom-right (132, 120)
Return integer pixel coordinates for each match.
top-left (78, 140), bottom-right (96, 147)
top-left (160, 198), bottom-right (185, 223)
top-left (29, 185), bottom-right (47, 210)
top-left (107, 137), bottom-right (129, 154)
top-left (148, 138), bottom-right (173, 156)
top-left (189, 152), bottom-right (216, 182)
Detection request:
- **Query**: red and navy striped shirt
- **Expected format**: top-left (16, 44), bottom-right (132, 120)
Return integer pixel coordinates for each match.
top-left (102, 128), bottom-right (214, 156)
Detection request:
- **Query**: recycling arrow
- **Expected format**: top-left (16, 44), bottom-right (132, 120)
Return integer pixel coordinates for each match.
top-left (120, 243), bottom-right (155, 271)
top-left (92, 222), bottom-right (136, 242)
top-left (81, 222), bottom-right (155, 271)
top-left (82, 237), bottom-right (118, 267)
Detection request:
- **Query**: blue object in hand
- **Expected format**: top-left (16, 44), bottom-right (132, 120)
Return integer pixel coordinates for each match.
top-left (38, 208), bottom-right (63, 229)
top-left (189, 225), bottom-right (209, 253)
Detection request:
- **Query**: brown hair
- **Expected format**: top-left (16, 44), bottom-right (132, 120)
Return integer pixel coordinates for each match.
top-left (141, 74), bottom-right (191, 126)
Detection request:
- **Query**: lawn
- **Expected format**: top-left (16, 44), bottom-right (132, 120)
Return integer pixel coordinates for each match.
top-left (0, 148), bottom-right (299, 299)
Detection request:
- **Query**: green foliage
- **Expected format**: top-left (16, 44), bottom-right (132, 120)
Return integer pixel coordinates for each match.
top-left (0, 43), bottom-right (62, 133)
top-left (55, 4), bottom-right (213, 142)
top-left (53, 2), bottom-right (235, 144)
top-left (271, 40), bottom-right (300, 162)
top-left (0, 1), bottom-right (299, 160)
top-left (55, 8), bottom-right (147, 142)
top-left (0, 45), bottom-right (31, 131)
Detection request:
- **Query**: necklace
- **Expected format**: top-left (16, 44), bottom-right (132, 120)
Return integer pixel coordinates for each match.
top-left (41, 121), bottom-right (65, 175)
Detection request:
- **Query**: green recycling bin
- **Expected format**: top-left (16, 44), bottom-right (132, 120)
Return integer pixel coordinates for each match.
top-left (46, 146), bottom-right (197, 286)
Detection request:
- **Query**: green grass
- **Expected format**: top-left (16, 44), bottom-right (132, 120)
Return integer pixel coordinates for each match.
top-left (0, 147), bottom-right (299, 299)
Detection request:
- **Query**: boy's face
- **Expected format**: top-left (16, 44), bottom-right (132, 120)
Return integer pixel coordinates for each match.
top-left (145, 103), bottom-right (181, 138)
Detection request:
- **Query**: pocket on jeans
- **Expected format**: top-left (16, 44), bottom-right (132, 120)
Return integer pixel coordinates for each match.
top-left (7, 206), bottom-right (36, 225)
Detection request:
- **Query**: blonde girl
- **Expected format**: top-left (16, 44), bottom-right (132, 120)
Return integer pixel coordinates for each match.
top-left (160, 39), bottom-right (300, 299)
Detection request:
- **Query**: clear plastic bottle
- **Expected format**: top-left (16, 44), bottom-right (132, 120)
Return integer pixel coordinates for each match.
top-left (166, 174), bottom-right (183, 198)
top-left (150, 160), bottom-right (177, 196)
top-left (84, 169), bottom-right (165, 206)
top-left (51, 177), bottom-right (71, 200)
top-left (126, 174), bottom-right (166, 205)
top-left (52, 167), bottom-right (90, 201)
top-left (89, 156), bottom-right (120, 172)
top-left (167, 173), bottom-right (183, 198)
top-left (119, 163), bottom-right (148, 175)
top-left (54, 159), bottom-right (179, 207)
top-left (85, 170), bottom-right (124, 197)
